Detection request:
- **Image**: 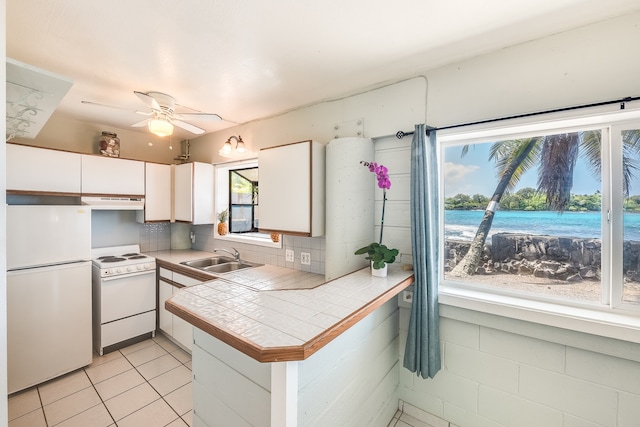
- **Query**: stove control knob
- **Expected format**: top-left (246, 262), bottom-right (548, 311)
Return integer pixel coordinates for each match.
top-left (126, 266), bottom-right (132, 272)
top-left (136, 264), bottom-right (143, 271)
top-left (116, 268), bottom-right (122, 274)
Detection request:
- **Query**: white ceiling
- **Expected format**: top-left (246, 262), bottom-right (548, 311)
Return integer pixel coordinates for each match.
top-left (7, 0), bottom-right (640, 139)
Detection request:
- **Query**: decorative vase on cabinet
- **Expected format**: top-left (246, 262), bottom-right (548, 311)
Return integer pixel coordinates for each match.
top-left (98, 131), bottom-right (120, 157)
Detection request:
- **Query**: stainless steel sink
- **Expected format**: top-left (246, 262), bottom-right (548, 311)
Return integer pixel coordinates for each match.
top-left (180, 257), bottom-right (262, 274)
top-left (181, 256), bottom-right (235, 268)
top-left (202, 261), bottom-right (262, 274)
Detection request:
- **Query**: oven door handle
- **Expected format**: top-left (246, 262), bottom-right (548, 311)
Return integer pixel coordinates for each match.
top-left (101, 270), bottom-right (155, 281)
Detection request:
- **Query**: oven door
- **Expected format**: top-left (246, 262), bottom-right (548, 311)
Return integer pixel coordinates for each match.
top-left (99, 270), bottom-right (156, 323)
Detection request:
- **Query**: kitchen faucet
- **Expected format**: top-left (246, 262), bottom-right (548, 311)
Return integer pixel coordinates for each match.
top-left (214, 247), bottom-right (240, 261)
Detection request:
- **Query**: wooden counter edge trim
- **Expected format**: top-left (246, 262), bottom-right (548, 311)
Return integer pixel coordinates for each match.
top-left (166, 274), bottom-right (414, 363)
top-left (157, 259), bottom-right (219, 283)
top-left (166, 300), bottom-right (306, 362)
top-left (6, 189), bottom-right (82, 197)
top-left (300, 275), bottom-right (414, 360)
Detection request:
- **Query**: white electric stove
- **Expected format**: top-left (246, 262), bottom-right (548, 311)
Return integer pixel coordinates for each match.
top-left (91, 245), bottom-right (156, 355)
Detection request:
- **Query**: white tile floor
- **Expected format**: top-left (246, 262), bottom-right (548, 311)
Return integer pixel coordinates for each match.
top-left (8, 334), bottom-right (192, 427)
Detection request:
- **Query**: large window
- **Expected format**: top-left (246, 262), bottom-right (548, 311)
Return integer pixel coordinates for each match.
top-left (439, 111), bottom-right (640, 336)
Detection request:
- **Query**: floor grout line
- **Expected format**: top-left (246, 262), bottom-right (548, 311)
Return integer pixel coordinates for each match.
top-left (9, 335), bottom-right (193, 427)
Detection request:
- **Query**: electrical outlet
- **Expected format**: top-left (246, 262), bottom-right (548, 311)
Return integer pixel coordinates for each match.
top-left (402, 290), bottom-right (413, 303)
top-left (286, 249), bottom-right (295, 262)
top-left (301, 252), bottom-right (311, 265)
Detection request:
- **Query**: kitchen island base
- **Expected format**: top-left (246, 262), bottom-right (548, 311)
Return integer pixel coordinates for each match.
top-left (191, 299), bottom-right (400, 427)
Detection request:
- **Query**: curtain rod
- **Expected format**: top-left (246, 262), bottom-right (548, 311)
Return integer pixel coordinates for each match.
top-left (395, 95), bottom-right (640, 139)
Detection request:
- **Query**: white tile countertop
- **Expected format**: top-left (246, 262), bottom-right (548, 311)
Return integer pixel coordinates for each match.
top-left (149, 249), bottom-right (328, 290)
top-left (164, 260), bottom-right (414, 362)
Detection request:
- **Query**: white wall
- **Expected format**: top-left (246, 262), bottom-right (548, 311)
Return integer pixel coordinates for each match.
top-left (9, 114), bottom-right (180, 164)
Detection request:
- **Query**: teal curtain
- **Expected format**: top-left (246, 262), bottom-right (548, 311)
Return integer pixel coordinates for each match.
top-left (403, 123), bottom-right (441, 379)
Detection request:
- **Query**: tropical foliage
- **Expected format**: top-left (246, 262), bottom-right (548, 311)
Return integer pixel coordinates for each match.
top-left (449, 129), bottom-right (640, 277)
top-left (445, 188), bottom-right (606, 212)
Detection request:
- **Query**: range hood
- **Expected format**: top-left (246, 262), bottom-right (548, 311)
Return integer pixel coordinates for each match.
top-left (81, 196), bottom-right (144, 210)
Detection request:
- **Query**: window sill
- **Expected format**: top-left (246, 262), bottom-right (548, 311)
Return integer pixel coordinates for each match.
top-left (215, 232), bottom-right (283, 249)
top-left (439, 285), bottom-right (640, 345)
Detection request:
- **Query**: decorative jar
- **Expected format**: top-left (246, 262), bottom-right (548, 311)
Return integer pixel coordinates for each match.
top-left (98, 131), bottom-right (120, 157)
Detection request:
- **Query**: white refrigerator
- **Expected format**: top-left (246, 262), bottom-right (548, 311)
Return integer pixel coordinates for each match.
top-left (7, 205), bottom-right (93, 394)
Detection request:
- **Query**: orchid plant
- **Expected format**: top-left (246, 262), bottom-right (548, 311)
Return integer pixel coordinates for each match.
top-left (363, 161), bottom-right (390, 244)
top-left (354, 161), bottom-right (398, 269)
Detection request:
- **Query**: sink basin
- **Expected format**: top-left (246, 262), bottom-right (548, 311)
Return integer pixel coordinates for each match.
top-left (180, 257), bottom-right (262, 274)
top-left (180, 256), bottom-right (235, 269)
top-left (202, 261), bottom-right (263, 274)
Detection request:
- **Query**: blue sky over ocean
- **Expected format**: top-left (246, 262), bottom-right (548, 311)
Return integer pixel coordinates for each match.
top-left (444, 143), bottom-right (602, 198)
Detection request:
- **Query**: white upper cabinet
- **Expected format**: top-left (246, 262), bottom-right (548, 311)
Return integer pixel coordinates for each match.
top-left (81, 155), bottom-right (145, 196)
top-left (174, 162), bottom-right (214, 224)
top-left (139, 162), bottom-right (172, 222)
top-left (7, 144), bottom-right (82, 194)
top-left (259, 140), bottom-right (325, 236)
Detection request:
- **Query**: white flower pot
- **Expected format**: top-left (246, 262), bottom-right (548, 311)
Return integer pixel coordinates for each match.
top-left (371, 261), bottom-right (388, 277)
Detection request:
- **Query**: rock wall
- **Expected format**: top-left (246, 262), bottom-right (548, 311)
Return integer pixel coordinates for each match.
top-left (445, 233), bottom-right (639, 282)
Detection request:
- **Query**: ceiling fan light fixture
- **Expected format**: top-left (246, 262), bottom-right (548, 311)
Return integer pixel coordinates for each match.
top-left (148, 118), bottom-right (174, 137)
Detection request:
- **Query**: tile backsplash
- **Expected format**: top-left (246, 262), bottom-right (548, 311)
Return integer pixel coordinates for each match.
top-left (191, 224), bottom-right (326, 275)
top-left (92, 211), bottom-right (325, 274)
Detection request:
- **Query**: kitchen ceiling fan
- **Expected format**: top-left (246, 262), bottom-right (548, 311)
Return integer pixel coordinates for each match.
top-left (82, 91), bottom-right (222, 137)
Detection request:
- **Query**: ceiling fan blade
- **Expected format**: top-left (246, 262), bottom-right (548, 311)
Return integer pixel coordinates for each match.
top-left (131, 118), bottom-right (150, 128)
top-left (172, 119), bottom-right (205, 135)
top-left (81, 100), bottom-right (132, 112)
top-left (134, 91), bottom-right (161, 111)
top-left (174, 112), bottom-right (222, 122)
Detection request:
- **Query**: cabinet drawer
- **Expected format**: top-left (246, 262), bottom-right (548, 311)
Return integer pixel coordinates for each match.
top-left (173, 272), bottom-right (202, 287)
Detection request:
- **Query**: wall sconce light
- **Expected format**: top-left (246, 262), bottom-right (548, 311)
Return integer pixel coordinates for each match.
top-left (221, 135), bottom-right (246, 155)
top-left (148, 117), bottom-right (174, 137)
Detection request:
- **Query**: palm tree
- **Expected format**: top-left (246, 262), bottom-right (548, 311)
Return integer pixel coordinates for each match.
top-left (449, 129), bottom-right (640, 277)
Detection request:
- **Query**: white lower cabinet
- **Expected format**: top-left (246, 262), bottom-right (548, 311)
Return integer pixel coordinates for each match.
top-left (158, 267), bottom-right (204, 351)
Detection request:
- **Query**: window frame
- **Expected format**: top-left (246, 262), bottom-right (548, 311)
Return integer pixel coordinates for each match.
top-left (228, 167), bottom-right (259, 234)
top-left (214, 159), bottom-right (282, 248)
top-left (436, 104), bottom-right (640, 343)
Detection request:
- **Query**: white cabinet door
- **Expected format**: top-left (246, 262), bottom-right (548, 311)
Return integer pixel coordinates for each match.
top-left (172, 311), bottom-right (193, 352)
top-left (158, 280), bottom-right (173, 336)
top-left (174, 163), bottom-right (193, 222)
top-left (157, 266), bottom-right (199, 351)
top-left (81, 155), bottom-right (145, 195)
top-left (143, 163), bottom-right (172, 222)
top-left (7, 144), bottom-right (82, 194)
top-left (259, 140), bottom-right (325, 236)
top-left (174, 162), bottom-right (214, 224)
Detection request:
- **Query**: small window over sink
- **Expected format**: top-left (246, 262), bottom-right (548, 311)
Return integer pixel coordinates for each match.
top-left (215, 160), bottom-right (281, 248)
top-left (229, 167), bottom-right (258, 233)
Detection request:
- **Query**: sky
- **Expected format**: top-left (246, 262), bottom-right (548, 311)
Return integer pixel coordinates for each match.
top-left (443, 142), bottom-right (602, 198)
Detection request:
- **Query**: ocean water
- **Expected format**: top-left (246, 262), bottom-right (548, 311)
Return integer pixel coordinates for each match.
top-left (445, 210), bottom-right (640, 241)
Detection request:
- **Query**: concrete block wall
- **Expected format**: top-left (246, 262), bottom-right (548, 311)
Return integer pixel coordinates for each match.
top-left (398, 306), bottom-right (640, 427)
